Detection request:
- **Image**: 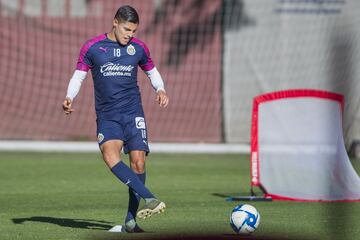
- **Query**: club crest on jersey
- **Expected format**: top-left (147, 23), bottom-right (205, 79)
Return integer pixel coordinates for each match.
top-left (135, 117), bottom-right (146, 129)
top-left (97, 133), bottom-right (104, 143)
top-left (127, 44), bottom-right (136, 55)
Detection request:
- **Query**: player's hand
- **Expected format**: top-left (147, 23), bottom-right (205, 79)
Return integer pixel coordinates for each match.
top-left (62, 97), bottom-right (74, 115)
top-left (156, 90), bottom-right (169, 108)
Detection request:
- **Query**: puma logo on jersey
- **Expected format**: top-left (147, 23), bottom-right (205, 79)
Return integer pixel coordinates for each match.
top-left (99, 47), bottom-right (107, 52)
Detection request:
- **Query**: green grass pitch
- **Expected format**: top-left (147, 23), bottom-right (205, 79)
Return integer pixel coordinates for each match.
top-left (0, 152), bottom-right (359, 240)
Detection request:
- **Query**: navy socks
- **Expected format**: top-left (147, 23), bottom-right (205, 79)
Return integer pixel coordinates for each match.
top-left (125, 172), bottom-right (146, 223)
top-left (111, 161), bottom-right (154, 200)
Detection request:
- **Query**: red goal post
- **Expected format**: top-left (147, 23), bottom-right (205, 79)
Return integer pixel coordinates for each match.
top-left (249, 89), bottom-right (360, 202)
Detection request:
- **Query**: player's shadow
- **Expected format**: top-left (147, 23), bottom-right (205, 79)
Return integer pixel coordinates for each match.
top-left (212, 193), bottom-right (231, 198)
top-left (12, 216), bottom-right (113, 230)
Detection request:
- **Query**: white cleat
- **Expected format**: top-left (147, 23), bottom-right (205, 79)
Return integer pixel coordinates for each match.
top-left (136, 199), bottom-right (166, 220)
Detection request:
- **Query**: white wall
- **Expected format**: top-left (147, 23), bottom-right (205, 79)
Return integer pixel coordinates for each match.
top-left (223, 0), bottom-right (360, 146)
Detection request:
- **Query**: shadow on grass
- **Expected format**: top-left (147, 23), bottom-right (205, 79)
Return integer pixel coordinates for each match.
top-left (212, 193), bottom-right (242, 198)
top-left (12, 216), bottom-right (113, 230)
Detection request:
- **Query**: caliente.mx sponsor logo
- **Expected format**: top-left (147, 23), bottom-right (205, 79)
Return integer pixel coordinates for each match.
top-left (100, 62), bottom-right (135, 76)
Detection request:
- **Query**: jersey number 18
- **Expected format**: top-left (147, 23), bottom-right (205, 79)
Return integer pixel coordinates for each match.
top-left (113, 49), bottom-right (121, 57)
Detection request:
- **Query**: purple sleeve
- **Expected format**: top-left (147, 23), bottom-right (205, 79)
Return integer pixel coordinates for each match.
top-left (76, 34), bottom-right (106, 71)
top-left (132, 38), bottom-right (155, 71)
top-left (76, 44), bottom-right (92, 71)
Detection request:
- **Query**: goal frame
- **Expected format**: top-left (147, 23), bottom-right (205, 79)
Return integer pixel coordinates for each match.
top-left (250, 89), bottom-right (345, 201)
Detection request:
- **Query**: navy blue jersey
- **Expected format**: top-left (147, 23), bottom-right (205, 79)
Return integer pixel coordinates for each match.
top-left (76, 34), bottom-right (155, 119)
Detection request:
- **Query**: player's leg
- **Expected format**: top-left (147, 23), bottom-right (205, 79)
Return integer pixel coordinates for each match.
top-left (97, 119), bottom-right (156, 201)
top-left (123, 116), bottom-right (166, 221)
top-left (124, 150), bottom-right (146, 232)
top-left (129, 150), bottom-right (146, 174)
top-left (99, 139), bottom-right (123, 168)
top-left (127, 152), bottom-right (165, 221)
top-left (100, 140), bottom-right (155, 200)
top-left (126, 150), bottom-right (146, 219)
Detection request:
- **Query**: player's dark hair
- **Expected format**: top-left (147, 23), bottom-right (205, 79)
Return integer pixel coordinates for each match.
top-left (114, 5), bottom-right (139, 24)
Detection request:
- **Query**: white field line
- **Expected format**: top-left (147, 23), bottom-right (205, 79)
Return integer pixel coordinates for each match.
top-left (0, 141), bottom-right (250, 153)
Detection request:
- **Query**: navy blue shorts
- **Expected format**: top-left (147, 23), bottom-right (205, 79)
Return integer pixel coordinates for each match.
top-left (96, 113), bottom-right (149, 154)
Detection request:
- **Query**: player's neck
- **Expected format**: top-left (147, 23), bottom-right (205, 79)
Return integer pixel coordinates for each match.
top-left (107, 31), bottom-right (116, 42)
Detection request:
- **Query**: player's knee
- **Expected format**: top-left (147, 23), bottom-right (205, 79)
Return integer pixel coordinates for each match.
top-left (101, 148), bottom-right (121, 168)
top-left (130, 159), bottom-right (145, 173)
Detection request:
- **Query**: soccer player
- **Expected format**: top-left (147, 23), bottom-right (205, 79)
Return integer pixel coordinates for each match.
top-left (62, 5), bottom-right (169, 233)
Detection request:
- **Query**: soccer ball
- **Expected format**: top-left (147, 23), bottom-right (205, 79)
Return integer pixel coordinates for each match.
top-left (230, 204), bottom-right (260, 234)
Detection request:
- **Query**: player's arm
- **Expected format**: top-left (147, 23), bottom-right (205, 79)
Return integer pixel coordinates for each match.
top-left (144, 67), bottom-right (169, 108)
top-left (138, 40), bottom-right (169, 108)
top-left (63, 39), bottom-right (92, 115)
top-left (63, 70), bottom-right (87, 114)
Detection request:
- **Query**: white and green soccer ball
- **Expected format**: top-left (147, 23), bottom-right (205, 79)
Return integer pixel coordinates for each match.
top-left (230, 204), bottom-right (260, 234)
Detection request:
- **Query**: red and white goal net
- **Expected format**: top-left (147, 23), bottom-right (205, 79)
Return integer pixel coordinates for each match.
top-left (251, 89), bottom-right (360, 202)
